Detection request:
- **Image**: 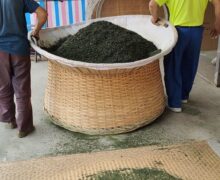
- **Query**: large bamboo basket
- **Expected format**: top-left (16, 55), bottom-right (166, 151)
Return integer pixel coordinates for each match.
top-left (30, 15), bottom-right (177, 135)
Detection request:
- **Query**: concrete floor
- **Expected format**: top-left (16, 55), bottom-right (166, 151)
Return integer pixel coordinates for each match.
top-left (199, 51), bottom-right (217, 84)
top-left (0, 57), bottom-right (220, 163)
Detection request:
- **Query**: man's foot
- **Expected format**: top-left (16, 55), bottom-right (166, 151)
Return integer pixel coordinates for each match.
top-left (182, 99), bottom-right (188, 104)
top-left (18, 126), bottom-right (35, 138)
top-left (5, 121), bottom-right (17, 129)
top-left (168, 107), bottom-right (182, 113)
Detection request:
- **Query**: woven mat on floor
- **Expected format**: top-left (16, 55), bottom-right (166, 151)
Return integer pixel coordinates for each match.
top-left (0, 141), bottom-right (219, 180)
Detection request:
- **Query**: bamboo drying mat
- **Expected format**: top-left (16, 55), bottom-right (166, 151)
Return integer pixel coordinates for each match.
top-left (0, 141), bottom-right (219, 180)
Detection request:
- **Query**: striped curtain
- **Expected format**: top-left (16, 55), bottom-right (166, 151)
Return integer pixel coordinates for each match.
top-left (26, 0), bottom-right (87, 31)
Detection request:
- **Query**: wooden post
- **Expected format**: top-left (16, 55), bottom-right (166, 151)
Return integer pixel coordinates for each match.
top-left (214, 37), bottom-right (220, 87)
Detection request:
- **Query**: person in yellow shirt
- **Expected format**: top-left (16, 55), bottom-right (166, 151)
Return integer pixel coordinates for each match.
top-left (149, 0), bottom-right (220, 112)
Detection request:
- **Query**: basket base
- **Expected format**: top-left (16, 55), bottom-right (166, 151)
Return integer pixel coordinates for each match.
top-left (44, 107), bottom-right (165, 135)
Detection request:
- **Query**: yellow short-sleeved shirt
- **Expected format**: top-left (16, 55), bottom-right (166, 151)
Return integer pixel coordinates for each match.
top-left (155, 0), bottom-right (211, 26)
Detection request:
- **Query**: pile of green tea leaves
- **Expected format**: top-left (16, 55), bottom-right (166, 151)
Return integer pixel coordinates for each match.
top-left (84, 168), bottom-right (181, 180)
top-left (47, 21), bottom-right (160, 63)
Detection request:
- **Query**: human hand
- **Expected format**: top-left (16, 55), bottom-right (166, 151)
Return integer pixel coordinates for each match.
top-left (210, 28), bottom-right (219, 39)
top-left (31, 30), bottom-right (40, 40)
top-left (151, 17), bottom-right (160, 26)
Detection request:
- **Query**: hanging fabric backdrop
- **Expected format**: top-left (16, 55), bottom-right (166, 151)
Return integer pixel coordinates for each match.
top-left (26, 0), bottom-right (87, 30)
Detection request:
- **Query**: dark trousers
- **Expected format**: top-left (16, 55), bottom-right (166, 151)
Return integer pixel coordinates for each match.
top-left (164, 26), bottom-right (204, 108)
top-left (0, 51), bottom-right (33, 131)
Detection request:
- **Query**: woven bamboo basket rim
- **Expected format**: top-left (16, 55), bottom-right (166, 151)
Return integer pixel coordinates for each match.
top-left (29, 15), bottom-right (177, 71)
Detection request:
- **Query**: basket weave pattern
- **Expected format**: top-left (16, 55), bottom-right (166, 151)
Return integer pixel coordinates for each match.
top-left (45, 60), bottom-right (165, 135)
top-left (87, 0), bottom-right (103, 19)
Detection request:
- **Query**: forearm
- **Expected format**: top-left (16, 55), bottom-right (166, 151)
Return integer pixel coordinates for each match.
top-left (149, 0), bottom-right (159, 23)
top-left (33, 7), bottom-right (47, 35)
top-left (213, 0), bottom-right (220, 33)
